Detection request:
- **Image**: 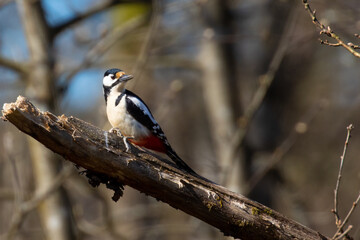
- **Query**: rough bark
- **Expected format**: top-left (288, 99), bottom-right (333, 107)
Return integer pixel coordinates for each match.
top-left (2, 96), bottom-right (329, 240)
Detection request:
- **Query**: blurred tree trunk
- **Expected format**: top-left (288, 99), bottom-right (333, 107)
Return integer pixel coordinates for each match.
top-left (16, 1), bottom-right (74, 239)
top-left (198, 0), bottom-right (244, 192)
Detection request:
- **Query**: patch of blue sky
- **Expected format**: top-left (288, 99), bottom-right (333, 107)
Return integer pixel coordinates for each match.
top-left (54, 29), bottom-right (87, 70)
top-left (42, 0), bottom-right (102, 26)
top-left (53, 3), bottom-right (111, 70)
top-left (0, 3), bottom-right (28, 61)
top-left (60, 69), bottom-right (103, 113)
top-left (0, 67), bottom-right (20, 84)
top-left (42, 0), bottom-right (75, 26)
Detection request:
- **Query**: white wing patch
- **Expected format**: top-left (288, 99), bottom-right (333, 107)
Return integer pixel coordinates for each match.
top-left (124, 90), bottom-right (169, 145)
top-left (127, 95), bottom-right (157, 124)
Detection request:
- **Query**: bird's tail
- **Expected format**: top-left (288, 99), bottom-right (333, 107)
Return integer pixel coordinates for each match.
top-left (166, 148), bottom-right (197, 175)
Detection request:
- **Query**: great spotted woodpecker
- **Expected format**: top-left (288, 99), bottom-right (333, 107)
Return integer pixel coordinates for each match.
top-left (103, 68), bottom-right (196, 174)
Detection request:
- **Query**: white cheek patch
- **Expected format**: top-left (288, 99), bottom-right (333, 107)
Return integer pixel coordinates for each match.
top-left (103, 75), bottom-right (116, 87)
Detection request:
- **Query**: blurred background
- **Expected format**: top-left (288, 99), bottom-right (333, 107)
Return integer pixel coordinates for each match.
top-left (1, 0), bottom-right (360, 239)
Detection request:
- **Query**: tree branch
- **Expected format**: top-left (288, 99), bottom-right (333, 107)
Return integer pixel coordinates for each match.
top-left (62, 13), bottom-right (149, 89)
top-left (302, 0), bottom-right (360, 58)
top-left (131, 0), bottom-right (161, 83)
top-left (331, 124), bottom-right (360, 240)
top-left (51, 1), bottom-right (116, 36)
top-left (332, 124), bottom-right (353, 229)
top-left (0, 56), bottom-right (28, 75)
top-left (51, 0), bottom-right (148, 37)
top-left (245, 100), bottom-right (324, 195)
top-left (2, 96), bottom-right (330, 240)
top-left (333, 192), bottom-right (360, 240)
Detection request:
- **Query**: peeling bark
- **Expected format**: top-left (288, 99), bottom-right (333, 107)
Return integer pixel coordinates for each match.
top-left (2, 96), bottom-right (329, 240)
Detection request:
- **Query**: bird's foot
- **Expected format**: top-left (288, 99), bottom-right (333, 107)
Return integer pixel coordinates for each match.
top-left (109, 127), bottom-right (123, 137)
top-left (109, 128), bottom-right (134, 152)
top-left (122, 136), bottom-right (135, 153)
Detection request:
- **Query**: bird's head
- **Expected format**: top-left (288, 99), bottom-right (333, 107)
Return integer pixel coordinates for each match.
top-left (103, 68), bottom-right (133, 89)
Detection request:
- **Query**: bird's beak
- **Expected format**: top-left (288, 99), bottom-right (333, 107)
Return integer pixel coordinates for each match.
top-left (119, 74), bottom-right (133, 82)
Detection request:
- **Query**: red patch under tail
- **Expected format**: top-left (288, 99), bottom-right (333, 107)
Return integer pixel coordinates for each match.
top-left (129, 135), bottom-right (167, 153)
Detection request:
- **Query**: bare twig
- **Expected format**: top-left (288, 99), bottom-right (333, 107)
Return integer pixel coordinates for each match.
top-left (346, 42), bottom-right (360, 49)
top-left (0, 56), bottom-right (28, 75)
top-left (131, 0), bottom-right (162, 84)
top-left (245, 100), bottom-right (324, 195)
top-left (319, 40), bottom-right (341, 47)
top-left (332, 124), bottom-right (353, 228)
top-left (333, 192), bottom-right (360, 239)
top-left (330, 124), bottom-right (360, 240)
top-left (319, 40), bottom-right (360, 49)
top-left (302, 0), bottom-right (360, 58)
top-left (62, 13), bottom-right (149, 88)
top-left (223, 6), bottom-right (299, 185)
top-left (334, 225), bottom-right (353, 240)
top-left (51, 0), bottom-right (119, 36)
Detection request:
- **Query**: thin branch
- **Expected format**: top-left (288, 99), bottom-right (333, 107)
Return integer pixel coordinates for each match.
top-left (244, 100), bottom-right (324, 195)
top-left (346, 42), bottom-right (360, 49)
top-left (0, 56), bottom-right (28, 75)
top-left (62, 13), bottom-right (149, 89)
top-left (319, 40), bottom-right (341, 47)
top-left (334, 225), bottom-right (353, 240)
top-left (319, 40), bottom-right (360, 49)
top-left (131, 0), bottom-right (162, 85)
top-left (330, 124), bottom-right (360, 240)
top-left (1, 96), bottom-right (330, 240)
top-left (223, 6), bottom-right (299, 184)
top-left (332, 124), bottom-right (353, 228)
top-left (51, 0), bottom-right (117, 35)
top-left (333, 192), bottom-right (360, 239)
top-left (302, 0), bottom-right (360, 58)
top-left (51, 0), bottom-right (148, 37)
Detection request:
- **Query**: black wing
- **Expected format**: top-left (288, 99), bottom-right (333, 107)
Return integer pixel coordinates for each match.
top-left (125, 90), bottom-right (197, 175)
top-left (124, 89), bottom-right (167, 139)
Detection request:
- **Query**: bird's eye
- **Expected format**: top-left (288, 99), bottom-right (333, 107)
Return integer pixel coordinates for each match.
top-left (111, 75), bottom-right (116, 80)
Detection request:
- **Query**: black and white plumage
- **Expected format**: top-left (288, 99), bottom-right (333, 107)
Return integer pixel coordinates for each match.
top-left (102, 68), bottom-right (196, 174)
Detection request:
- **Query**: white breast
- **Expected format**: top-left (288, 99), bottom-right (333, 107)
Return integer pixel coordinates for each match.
top-left (106, 92), bottom-right (150, 139)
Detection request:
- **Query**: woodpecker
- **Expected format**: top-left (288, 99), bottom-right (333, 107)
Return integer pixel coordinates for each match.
top-left (102, 68), bottom-right (196, 174)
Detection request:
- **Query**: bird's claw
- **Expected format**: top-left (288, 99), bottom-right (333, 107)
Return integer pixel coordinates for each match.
top-left (109, 127), bottom-right (124, 137)
top-left (123, 136), bottom-right (132, 152)
top-left (109, 128), bottom-right (135, 152)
